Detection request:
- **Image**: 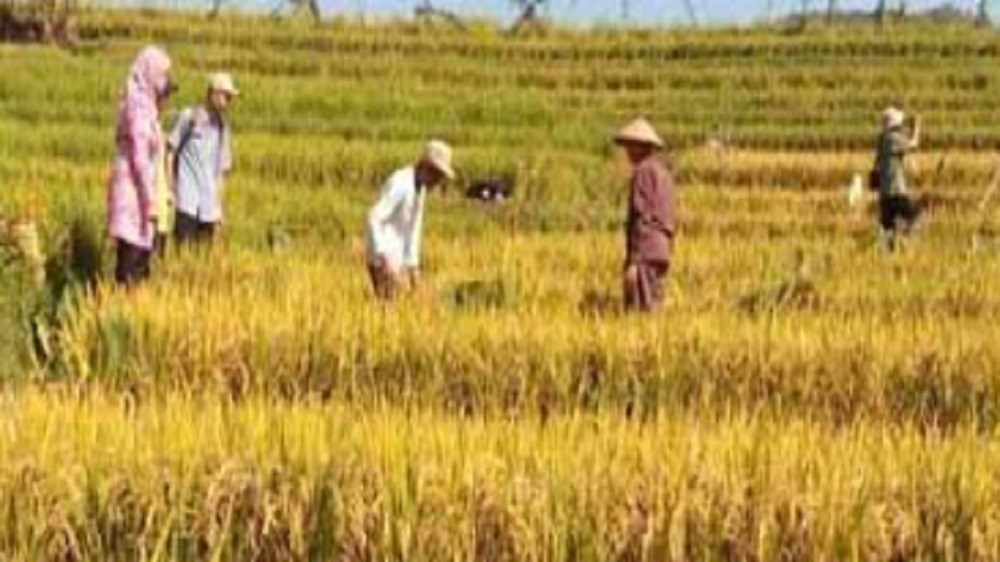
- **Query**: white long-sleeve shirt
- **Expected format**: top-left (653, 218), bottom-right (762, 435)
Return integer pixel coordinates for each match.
top-left (366, 167), bottom-right (426, 272)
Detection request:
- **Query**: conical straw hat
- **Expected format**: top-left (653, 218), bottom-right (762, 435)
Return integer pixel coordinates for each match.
top-left (614, 118), bottom-right (664, 149)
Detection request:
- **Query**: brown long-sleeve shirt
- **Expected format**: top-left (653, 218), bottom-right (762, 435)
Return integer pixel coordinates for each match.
top-left (626, 156), bottom-right (676, 265)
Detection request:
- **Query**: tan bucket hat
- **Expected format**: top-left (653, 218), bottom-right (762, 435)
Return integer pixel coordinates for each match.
top-left (614, 118), bottom-right (665, 149)
top-left (209, 72), bottom-right (240, 96)
top-left (420, 139), bottom-right (455, 180)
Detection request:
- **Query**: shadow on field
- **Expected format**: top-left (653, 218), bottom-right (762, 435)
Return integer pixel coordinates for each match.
top-left (736, 249), bottom-right (828, 315)
top-left (447, 279), bottom-right (516, 311)
top-left (578, 290), bottom-right (622, 318)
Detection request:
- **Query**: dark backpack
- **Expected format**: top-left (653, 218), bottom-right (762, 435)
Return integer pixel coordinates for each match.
top-left (869, 138), bottom-right (883, 192)
top-left (868, 167), bottom-right (881, 192)
top-left (466, 177), bottom-right (515, 203)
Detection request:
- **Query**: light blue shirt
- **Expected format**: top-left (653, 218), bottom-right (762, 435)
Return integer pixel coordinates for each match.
top-left (168, 107), bottom-right (232, 223)
top-left (366, 167), bottom-right (426, 271)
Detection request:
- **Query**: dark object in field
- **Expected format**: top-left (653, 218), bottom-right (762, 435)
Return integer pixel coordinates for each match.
top-left (49, 214), bottom-right (104, 295)
top-left (267, 227), bottom-right (293, 251)
top-left (579, 290), bottom-right (620, 317)
top-left (466, 178), bottom-right (515, 203)
top-left (867, 167), bottom-right (880, 192)
top-left (449, 279), bottom-right (514, 311)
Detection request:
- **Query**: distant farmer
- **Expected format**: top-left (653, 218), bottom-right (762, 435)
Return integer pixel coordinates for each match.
top-left (366, 140), bottom-right (455, 300)
top-left (169, 72), bottom-right (238, 246)
top-left (107, 45), bottom-right (173, 286)
top-left (874, 107), bottom-right (922, 250)
top-left (614, 118), bottom-right (678, 313)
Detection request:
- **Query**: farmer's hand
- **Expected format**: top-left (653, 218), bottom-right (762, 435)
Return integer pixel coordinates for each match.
top-left (623, 263), bottom-right (639, 287)
top-left (140, 214), bottom-right (154, 239)
top-left (911, 115), bottom-right (924, 148)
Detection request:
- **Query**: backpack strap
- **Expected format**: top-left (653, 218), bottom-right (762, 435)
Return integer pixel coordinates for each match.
top-left (172, 107), bottom-right (230, 179)
top-left (171, 108), bottom-right (198, 179)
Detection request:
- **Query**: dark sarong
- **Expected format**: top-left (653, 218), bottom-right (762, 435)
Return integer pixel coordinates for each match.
top-left (174, 212), bottom-right (217, 245)
top-left (879, 194), bottom-right (921, 233)
top-left (624, 261), bottom-right (670, 313)
top-left (115, 240), bottom-right (152, 287)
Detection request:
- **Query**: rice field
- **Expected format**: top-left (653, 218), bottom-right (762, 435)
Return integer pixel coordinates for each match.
top-left (3, 9), bottom-right (1000, 560)
top-left (4, 391), bottom-right (1000, 562)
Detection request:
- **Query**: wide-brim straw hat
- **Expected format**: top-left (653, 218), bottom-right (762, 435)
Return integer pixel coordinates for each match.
top-left (613, 118), bottom-right (665, 149)
top-left (209, 72), bottom-right (240, 97)
top-left (420, 139), bottom-right (455, 180)
top-left (883, 107), bottom-right (905, 129)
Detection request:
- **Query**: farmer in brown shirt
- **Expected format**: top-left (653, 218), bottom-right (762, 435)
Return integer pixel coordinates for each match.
top-left (614, 118), bottom-right (677, 313)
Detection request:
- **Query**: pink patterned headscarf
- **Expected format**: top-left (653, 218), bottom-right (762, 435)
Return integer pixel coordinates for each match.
top-left (129, 45), bottom-right (172, 101)
top-left (115, 46), bottom-right (171, 150)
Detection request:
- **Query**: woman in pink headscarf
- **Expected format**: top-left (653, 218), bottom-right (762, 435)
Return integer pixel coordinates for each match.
top-left (107, 45), bottom-right (172, 286)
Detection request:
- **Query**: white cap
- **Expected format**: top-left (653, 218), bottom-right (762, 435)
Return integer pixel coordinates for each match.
top-left (208, 72), bottom-right (239, 96)
top-left (883, 107), bottom-right (905, 129)
top-left (420, 140), bottom-right (455, 180)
